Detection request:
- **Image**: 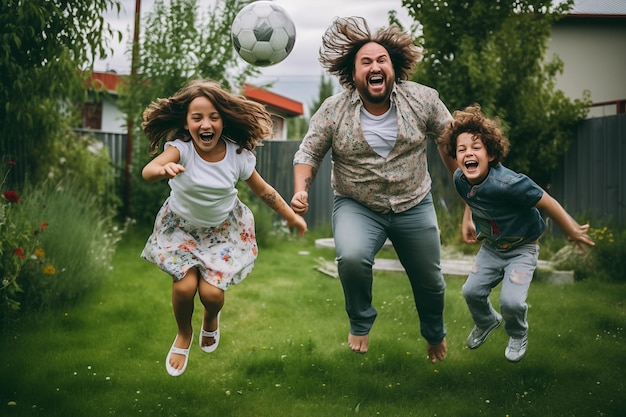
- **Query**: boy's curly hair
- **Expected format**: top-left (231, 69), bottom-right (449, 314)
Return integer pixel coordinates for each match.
top-left (142, 79), bottom-right (273, 155)
top-left (318, 16), bottom-right (422, 89)
top-left (440, 104), bottom-right (510, 166)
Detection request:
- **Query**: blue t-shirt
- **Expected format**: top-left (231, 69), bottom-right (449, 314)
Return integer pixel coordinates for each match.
top-left (454, 164), bottom-right (546, 251)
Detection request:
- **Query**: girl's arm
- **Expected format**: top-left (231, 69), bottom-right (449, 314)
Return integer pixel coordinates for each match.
top-left (142, 146), bottom-right (184, 182)
top-left (536, 192), bottom-right (595, 250)
top-left (246, 170), bottom-right (307, 236)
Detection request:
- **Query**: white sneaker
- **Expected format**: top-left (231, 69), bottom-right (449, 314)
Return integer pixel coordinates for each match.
top-left (505, 335), bottom-right (528, 362)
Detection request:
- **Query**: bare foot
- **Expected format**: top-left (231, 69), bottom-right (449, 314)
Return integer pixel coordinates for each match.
top-left (169, 331), bottom-right (192, 370)
top-left (427, 339), bottom-right (447, 363)
top-left (348, 333), bottom-right (369, 353)
top-left (200, 311), bottom-right (220, 350)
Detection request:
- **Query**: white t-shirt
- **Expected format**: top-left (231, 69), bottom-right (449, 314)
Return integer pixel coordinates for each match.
top-left (360, 102), bottom-right (398, 158)
top-left (164, 139), bottom-right (256, 227)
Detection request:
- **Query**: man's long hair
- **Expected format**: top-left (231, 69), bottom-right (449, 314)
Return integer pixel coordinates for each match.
top-left (318, 16), bottom-right (422, 89)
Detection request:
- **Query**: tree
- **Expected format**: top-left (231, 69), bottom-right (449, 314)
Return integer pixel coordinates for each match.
top-left (0, 0), bottom-right (121, 183)
top-left (285, 74), bottom-right (336, 140)
top-left (309, 74), bottom-right (336, 116)
top-left (402, 0), bottom-right (590, 187)
top-left (117, 0), bottom-right (261, 224)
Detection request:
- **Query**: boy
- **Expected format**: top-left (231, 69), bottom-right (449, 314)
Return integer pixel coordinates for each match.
top-left (440, 105), bottom-right (594, 362)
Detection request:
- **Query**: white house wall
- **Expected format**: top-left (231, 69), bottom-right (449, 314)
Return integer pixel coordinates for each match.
top-left (547, 20), bottom-right (626, 117)
top-left (101, 97), bottom-right (126, 133)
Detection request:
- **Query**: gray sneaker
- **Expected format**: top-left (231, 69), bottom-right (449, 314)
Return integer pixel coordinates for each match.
top-left (466, 314), bottom-right (503, 349)
top-left (505, 335), bottom-right (528, 362)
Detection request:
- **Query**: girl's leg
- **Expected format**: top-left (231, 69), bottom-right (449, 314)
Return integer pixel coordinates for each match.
top-left (169, 269), bottom-right (199, 371)
top-left (198, 279), bottom-right (225, 349)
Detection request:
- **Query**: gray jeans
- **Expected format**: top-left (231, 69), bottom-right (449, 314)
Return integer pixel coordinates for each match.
top-left (332, 194), bottom-right (446, 344)
top-left (462, 243), bottom-right (539, 338)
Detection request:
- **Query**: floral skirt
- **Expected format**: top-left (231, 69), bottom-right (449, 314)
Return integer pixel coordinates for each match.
top-left (141, 198), bottom-right (258, 290)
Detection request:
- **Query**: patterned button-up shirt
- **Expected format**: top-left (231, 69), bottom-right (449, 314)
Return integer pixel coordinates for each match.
top-left (293, 81), bottom-right (452, 213)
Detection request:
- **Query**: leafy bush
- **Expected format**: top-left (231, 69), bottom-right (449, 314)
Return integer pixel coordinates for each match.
top-left (0, 161), bottom-right (48, 314)
top-left (40, 129), bottom-right (122, 215)
top-left (588, 226), bottom-right (626, 282)
top-left (549, 225), bottom-right (625, 282)
top-left (4, 178), bottom-right (126, 316)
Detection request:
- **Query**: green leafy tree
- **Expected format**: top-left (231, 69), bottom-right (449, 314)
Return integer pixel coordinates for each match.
top-left (0, 0), bottom-right (121, 184)
top-left (309, 74), bottom-right (336, 116)
top-left (117, 0), bottom-right (260, 225)
top-left (402, 0), bottom-right (590, 187)
top-left (286, 74), bottom-right (336, 141)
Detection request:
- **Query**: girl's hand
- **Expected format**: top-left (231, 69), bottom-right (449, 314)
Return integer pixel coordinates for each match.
top-left (160, 162), bottom-right (186, 178)
top-left (287, 214), bottom-right (307, 237)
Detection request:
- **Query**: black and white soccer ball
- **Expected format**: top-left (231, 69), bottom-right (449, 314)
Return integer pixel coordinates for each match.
top-left (231, 1), bottom-right (296, 67)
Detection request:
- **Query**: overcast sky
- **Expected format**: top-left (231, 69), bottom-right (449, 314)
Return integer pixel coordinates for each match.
top-left (96, 0), bottom-right (414, 113)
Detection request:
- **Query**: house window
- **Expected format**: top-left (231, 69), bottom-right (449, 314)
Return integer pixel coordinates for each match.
top-left (82, 102), bottom-right (103, 130)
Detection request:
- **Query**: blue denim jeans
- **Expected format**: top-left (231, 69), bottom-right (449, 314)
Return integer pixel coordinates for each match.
top-left (332, 194), bottom-right (446, 344)
top-left (462, 243), bottom-right (539, 338)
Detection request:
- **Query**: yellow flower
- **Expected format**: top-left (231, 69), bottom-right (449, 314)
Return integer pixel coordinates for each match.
top-left (43, 265), bottom-right (56, 275)
top-left (35, 248), bottom-right (45, 258)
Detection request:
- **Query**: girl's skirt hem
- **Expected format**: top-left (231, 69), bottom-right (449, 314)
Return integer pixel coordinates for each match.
top-left (141, 198), bottom-right (258, 291)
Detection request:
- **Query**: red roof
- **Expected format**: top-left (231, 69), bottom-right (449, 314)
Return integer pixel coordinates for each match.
top-left (85, 73), bottom-right (304, 117)
top-left (87, 71), bottom-right (123, 94)
top-left (242, 83), bottom-right (304, 117)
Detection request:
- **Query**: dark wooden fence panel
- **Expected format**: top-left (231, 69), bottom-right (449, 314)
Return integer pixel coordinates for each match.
top-left (550, 114), bottom-right (626, 227)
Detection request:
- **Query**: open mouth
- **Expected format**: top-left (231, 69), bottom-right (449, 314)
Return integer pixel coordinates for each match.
top-left (369, 75), bottom-right (384, 86)
top-left (464, 160), bottom-right (478, 172)
top-left (199, 132), bottom-right (214, 143)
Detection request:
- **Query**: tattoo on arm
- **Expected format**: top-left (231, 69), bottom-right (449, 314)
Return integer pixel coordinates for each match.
top-left (261, 192), bottom-right (278, 209)
top-left (304, 176), bottom-right (314, 192)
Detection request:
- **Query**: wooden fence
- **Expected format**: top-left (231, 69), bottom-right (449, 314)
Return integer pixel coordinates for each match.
top-left (549, 113), bottom-right (626, 227)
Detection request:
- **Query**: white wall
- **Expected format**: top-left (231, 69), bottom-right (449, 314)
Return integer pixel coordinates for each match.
top-left (101, 97), bottom-right (127, 134)
top-left (547, 19), bottom-right (626, 117)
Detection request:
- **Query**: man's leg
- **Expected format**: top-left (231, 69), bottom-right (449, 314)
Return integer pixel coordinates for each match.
top-left (332, 197), bottom-right (387, 352)
top-left (389, 194), bottom-right (447, 361)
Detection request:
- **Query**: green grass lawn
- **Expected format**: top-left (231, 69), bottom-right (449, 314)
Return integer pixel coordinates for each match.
top-left (1, 230), bottom-right (625, 417)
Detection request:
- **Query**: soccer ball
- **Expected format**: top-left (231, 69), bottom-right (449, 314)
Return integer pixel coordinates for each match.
top-left (231, 1), bottom-right (296, 67)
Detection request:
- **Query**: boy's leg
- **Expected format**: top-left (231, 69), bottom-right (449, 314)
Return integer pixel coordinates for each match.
top-left (462, 244), bottom-right (505, 328)
top-left (500, 244), bottom-right (539, 338)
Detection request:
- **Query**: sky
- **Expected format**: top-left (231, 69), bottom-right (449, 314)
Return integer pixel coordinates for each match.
top-left (95, 0), bottom-right (414, 113)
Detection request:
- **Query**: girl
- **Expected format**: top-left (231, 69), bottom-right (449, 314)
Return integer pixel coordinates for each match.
top-left (141, 79), bottom-right (307, 376)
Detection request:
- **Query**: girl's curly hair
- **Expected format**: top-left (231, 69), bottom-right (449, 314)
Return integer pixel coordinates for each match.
top-left (440, 104), bottom-right (510, 166)
top-left (142, 79), bottom-right (273, 155)
top-left (318, 16), bottom-right (422, 89)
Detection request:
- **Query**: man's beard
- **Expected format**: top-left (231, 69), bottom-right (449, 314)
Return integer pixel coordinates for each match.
top-left (357, 79), bottom-right (392, 104)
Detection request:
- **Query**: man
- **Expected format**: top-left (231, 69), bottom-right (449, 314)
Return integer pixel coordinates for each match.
top-left (291, 17), bottom-right (457, 363)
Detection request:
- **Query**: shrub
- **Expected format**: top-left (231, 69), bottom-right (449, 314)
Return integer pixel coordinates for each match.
top-left (8, 178), bottom-right (126, 314)
top-left (549, 225), bottom-right (626, 282)
top-left (589, 226), bottom-right (626, 282)
top-left (36, 129), bottom-right (122, 215)
top-left (0, 161), bottom-right (47, 315)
